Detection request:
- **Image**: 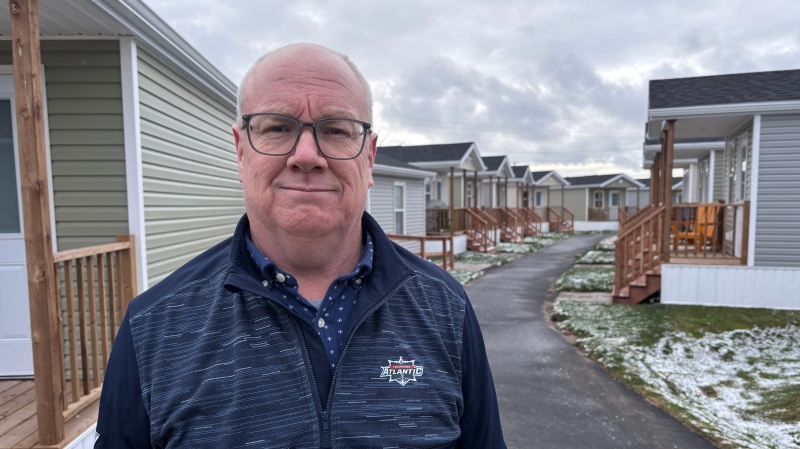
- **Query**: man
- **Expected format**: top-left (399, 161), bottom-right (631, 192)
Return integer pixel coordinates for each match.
top-left (96, 43), bottom-right (506, 448)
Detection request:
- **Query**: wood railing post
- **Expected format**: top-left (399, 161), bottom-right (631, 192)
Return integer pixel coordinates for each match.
top-left (117, 235), bottom-right (138, 314)
top-left (10, 0), bottom-right (65, 444)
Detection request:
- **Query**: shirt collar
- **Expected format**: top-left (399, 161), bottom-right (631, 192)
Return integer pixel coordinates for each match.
top-left (244, 230), bottom-right (374, 286)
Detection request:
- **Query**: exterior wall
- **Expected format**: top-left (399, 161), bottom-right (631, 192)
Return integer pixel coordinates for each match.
top-left (713, 150), bottom-right (725, 201)
top-left (723, 124), bottom-right (753, 203)
top-left (424, 234), bottom-right (467, 256)
top-left (626, 187), bottom-right (648, 209)
top-left (562, 188), bottom-right (586, 221)
top-left (137, 50), bottom-right (243, 286)
top-left (755, 114), bottom-right (800, 268)
top-left (64, 424), bottom-right (97, 449)
top-left (573, 221), bottom-right (619, 232)
top-left (371, 174), bottom-right (425, 253)
top-left (691, 164), bottom-right (700, 202)
top-left (662, 265), bottom-right (800, 309)
top-left (0, 40), bottom-right (129, 250)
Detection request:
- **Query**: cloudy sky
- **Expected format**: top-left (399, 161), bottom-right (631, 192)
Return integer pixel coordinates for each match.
top-left (144, 0), bottom-right (800, 178)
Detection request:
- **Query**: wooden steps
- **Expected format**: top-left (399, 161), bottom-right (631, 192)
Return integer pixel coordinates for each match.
top-left (613, 265), bottom-right (661, 305)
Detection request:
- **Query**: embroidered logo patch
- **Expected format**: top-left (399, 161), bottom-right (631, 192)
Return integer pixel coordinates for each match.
top-left (380, 357), bottom-right (424, 386)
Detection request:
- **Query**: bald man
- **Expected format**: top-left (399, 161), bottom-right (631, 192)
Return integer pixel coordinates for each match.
top-left (96, 43), bottom-right (506, 449)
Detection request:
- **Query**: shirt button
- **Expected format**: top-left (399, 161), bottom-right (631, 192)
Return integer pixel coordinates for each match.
top-left (354, 278), bottom-right (362, 285)
top-left (276, 273), bottom-right (286, 283)
top-left (262, 280), bottom-right (269, 287)
top-left (318, 318), bottom-right (325, 328)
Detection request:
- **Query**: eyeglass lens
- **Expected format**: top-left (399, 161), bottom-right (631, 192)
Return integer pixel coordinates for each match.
top-left (247, 114), bottom-right (366, 159)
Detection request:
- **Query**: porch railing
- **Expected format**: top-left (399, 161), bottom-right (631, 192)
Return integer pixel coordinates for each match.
top-left (518, 208), bottom-right (543, 236)
top-left (465, 208), bottom-right (492, 251)
top-left (51, 236), bottom-right (137, 427)
top-left (588, 207), bottom-right (623, 222)
top-left (491, 208), bottom-right (521, 242)
top-left (614, 205), bottom-right (665, 296)
top-left (670, 202), bottom-right (750, 262)
top-left (385, 234), bottom-right (454, 270)
top-left (548, 206), bottom-right (574, 232)
top-left (425, 208), bottom-right (467, 234)
top-left (620, 204), bottom-right (655, 228)
top-left (472, 208), bottom-right (499, 248)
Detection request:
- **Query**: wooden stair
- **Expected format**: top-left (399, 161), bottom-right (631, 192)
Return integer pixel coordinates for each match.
top-left (612, 265), bottom-right (661, 304)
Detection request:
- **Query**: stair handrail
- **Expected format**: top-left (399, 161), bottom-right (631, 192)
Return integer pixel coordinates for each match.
top-left (614, 204), bottom-right (666, 296)
top-left (619, 204), bottom-right (655, 230)
top-left (465, 208), bottom-right (490, 251)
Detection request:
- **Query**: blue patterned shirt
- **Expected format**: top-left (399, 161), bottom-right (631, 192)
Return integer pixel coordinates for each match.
top-left (244, 230), bottom-right (374, 372)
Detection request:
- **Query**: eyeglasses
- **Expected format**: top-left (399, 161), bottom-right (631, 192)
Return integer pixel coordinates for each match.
top-left (241, 113), bottom-right (372, 160)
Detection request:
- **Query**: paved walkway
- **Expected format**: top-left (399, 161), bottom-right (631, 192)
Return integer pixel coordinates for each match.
top-left (465, 234), bottom-right (717, 449)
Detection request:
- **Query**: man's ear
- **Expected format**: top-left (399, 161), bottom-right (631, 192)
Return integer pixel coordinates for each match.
top-left (233, 124), bottom-right (245, 183)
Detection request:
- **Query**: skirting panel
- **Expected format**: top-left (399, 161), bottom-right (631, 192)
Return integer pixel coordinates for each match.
top-left (662, 264), bottom-right (800, 310)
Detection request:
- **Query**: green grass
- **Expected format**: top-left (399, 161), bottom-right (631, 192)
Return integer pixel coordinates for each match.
top-left (551, 301), bottom-right (800, 449)
top-left (455, 250), bottom-right (517, 266)
top-left (574, 250), bottom-right (615, 264)
top-left (553, 267), bottom-right (615, 292)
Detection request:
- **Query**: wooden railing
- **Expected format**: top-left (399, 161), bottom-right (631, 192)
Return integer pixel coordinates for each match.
top-left (614, 206), bottom-right (665, 296)
top-left (51, 236), bottom-right (137, 425)
top-left (619, 204), bottom-right (654, 228)
top-left (465, 208), bottom-right (492, 251)
top-left (472, 208), bottom-right (498, 248)
top-left (518, 208), bottom-right (543, 236)
top-left (619, 208), bottom-right (628, 225)
top-left (491, 207), bottom-right (522, 242)
top-left (548, 206), bottom-right (574, 232)
top-left (670, 202), bottom-right (749, 262)
top-left (385, 234), bottom-right (455, 270)
top-left (425, 208), bottom-right (467, 234)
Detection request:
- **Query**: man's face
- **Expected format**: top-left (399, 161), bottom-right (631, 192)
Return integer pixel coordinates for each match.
top-left (233, 45), bottom-right (377, 244)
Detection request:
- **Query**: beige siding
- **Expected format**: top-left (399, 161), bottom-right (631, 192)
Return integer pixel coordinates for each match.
top-left (562, 189), bottom-right (586, 221)
top-left (138, 50), bottom-right (243, 286)
top-left (0, 40), bottom-right (129, 250)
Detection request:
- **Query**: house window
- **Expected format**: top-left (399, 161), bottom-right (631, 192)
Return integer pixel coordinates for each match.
top-left (466, 181), bottom-right (474, 208)
top-left (394, 183), bottom-right (405, 234)
top-left (738, 138), bottom-right (748, 201)
top-left (610, 191), bottom-right (619, 207)
top-left (425, 181), bottom-right (431, 202)
top-left (593, 190), bottom-right (604, 208)
top-left (676, 193), bottom-right (683, 203)
top-left (436, 180), bottom-right (443, 201)
top-left (534, 191), bottom-right (542, 207)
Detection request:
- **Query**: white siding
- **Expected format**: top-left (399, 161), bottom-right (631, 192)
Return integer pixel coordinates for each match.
top-left (371, 174), bottom-right (424, 253)
top-left (138, 51), bottom-right (243, 286)
top-left (755, 114), bottom-right (800, 268)
top-left (662, 264), bottom-right (800, 309)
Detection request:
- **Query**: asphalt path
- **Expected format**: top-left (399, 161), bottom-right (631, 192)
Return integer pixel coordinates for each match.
top-left (466, 234), bottom-right (717, 449)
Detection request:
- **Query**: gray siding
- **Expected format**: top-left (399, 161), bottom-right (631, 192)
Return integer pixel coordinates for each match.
top-left (562, 189), bottom-right (586, 221)
top-left (138, 50), bottom-right (243, 286)
top-left (0, 40), bottom-right (129, 250)
top-left (713, 150), bottom-right (725, 201)
top-left (370, 174), bottom-right (424, 253)
top-left (755, 114), bottom-right (800, 268)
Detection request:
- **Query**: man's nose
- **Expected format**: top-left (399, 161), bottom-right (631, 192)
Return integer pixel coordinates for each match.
top-left (289, 126), bottom-right (326, 171)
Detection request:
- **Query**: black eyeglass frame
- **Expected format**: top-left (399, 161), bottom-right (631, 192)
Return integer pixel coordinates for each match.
top-left (241, 113), bottom-right (373, 160)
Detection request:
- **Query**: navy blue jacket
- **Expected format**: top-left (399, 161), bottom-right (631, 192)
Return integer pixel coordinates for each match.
top-left (95, 213), bottom-right (506, 448)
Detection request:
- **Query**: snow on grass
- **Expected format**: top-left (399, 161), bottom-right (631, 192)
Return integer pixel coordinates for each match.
top-left (575, 250), bottom-right (615, 264)
top-left (522, 232), bottom-right (571, 250)
top-left (593, 236), bottom-right (617, 251)
top-left (553, 267), bottom-right (614, 292)
top-left (552, 300), bottom-right (800, 449)
top-left (497, 242), bottom-right (537, 254)
top-left (455, 251), bottom-right (517, 266)
top-left (447, 269), bottom-right (484, 285)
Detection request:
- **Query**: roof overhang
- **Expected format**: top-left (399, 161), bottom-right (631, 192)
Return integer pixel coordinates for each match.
top-left (646, 100), bottom-right (800, 140)
top-left (534, 171), bottom-right (569, 187)
top-left (599, 174), bottom-right (645, 189)
top-left (407, 143), bottom-right (487, 173)
top-left (0, 0), bottom-right (237, 109)
top-left (480, 156), bottom-right (514, 178)
top-left (643, 140), bottom-right (725, 168)
top-left (372, 164), bottom-right (436, 180)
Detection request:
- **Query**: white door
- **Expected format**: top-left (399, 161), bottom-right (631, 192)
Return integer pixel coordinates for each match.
top-left (609, 191), bottom-right (619, 221)
top-left (0, 74), bottom-right (34, 377)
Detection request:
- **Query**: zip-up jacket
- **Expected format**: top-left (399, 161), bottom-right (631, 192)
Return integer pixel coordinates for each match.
top-left (95, 213), bottom-right (506, 448)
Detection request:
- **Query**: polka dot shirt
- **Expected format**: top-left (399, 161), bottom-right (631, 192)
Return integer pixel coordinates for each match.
top-left (245, 230), bottom-right (374, 372)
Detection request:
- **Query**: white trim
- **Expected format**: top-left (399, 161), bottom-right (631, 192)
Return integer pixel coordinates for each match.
top-left (584, 188), bottom-right (589, 221)
top-left (643, 140), bottom-right (726, 152)
top-left (63, 422), bottom-right (97, 449)
top-left (393, 182), bottom-right (407, 234)
top-left (39, 65), bottom-right (56, 252)
top-left (747, 115), bottom-right (761, 267)
top-left (687, 164), bottom-right (694, 202)
top-left (649, 100), bottom-right (800, 120)
top-left (709, 150), bottom-right (716, 202)
top-left (120, 38), bottom-right (148, 293)
top-left (372, 164), bottom-right (435, 179)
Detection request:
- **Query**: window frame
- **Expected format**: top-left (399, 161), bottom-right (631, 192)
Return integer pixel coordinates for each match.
top-left (394, 182), bottom-right (406, 234)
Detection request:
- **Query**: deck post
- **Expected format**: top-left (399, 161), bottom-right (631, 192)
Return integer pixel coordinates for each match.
top-left (662, 120), bottom-right (676, 263)
top-left (9, 0), bottom-right (65, 444)
top-left (473, 170), bottom-right (478, 209)
top-left (488, 175), bottom-right (493, 209)
top-left (449, 167), bottom-right (454, 236)
top-left (462, 169), bottom-right (467, 207)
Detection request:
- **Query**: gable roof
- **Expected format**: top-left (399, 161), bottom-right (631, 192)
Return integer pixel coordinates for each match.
top-left (379, 143), bottom-right (476, 163)
top-left (373, 152), bottom-right (436, 179)
top-left (530, 170), bottom-right (568, 187)
top-left (512, 165), bottom-right (529, 178)
top-left (482, 156), bottom-right (506, 171)
top-left (378, 143), bottom-right (487, 172)
top-left (565, 174), bottom-right (645, 188)
top-left (649, 69), bottom-right (800, 110)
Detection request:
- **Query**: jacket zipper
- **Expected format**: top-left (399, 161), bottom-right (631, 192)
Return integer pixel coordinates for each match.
top-left (318, 273), bottom-right (417, 447)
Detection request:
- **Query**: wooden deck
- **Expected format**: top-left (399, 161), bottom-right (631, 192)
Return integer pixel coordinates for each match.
top-left (0, 380), bottom-right (99, 449)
